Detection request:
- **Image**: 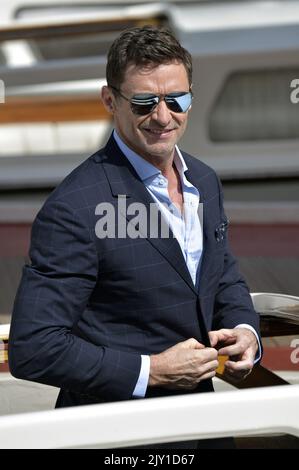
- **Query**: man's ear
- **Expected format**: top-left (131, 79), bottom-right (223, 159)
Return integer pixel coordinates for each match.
top-left (101, 85), bottom-right (115, 114)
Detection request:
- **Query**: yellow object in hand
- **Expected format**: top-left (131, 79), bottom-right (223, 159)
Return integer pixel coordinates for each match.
top-left (216, 355), bottom-right (229, 375)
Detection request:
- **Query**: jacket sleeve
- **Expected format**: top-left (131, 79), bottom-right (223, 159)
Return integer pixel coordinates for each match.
top-left (212, 177), bottom-right (261, 338)
top-left (9, 198), bottom-right (141, 401)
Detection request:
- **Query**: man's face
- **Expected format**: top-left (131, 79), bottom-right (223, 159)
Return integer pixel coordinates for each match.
top-left (102, 61), bottom-right (191, 165)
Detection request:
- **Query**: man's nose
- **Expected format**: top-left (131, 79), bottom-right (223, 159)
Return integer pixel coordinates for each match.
top-left (151, 100), bottom-right (172, 126)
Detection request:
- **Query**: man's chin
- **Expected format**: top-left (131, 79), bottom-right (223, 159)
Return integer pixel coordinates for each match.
top-left (142, 141), bottom-right (176, 159)
top-left (146, 146), bottom-right (174, 160)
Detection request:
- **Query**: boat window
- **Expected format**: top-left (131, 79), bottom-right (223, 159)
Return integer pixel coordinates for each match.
top-left (27, 32), bottom-right (119, 61)
top-left (209, 68), bottom-right (299, 142)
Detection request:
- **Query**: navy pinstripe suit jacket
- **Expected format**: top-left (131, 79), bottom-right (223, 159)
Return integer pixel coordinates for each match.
top-left (9, 134), bottom-right (260, 407)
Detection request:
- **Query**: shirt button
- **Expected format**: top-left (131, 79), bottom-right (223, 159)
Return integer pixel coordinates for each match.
top-left (158, 179), bottom-right (164, 186)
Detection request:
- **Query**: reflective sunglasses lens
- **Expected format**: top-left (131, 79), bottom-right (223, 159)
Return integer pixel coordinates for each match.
top-left (130, 95), bottom-right (158, 116)
top-left (131, 103), bottom-right (156, 115)
top-left (165, 93), bottom-right (192, 113)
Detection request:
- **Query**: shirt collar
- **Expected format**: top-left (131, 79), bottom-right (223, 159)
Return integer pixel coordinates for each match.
top-left (113, 129), bottom-right (189, 184)
top-left (113, 129), bottom-right (160, 182)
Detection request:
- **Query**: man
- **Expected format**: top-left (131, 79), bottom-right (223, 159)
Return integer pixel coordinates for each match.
top-left (9, 26), bottom-right (261, 448)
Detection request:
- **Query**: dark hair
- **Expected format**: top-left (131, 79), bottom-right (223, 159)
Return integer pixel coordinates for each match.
top-left (106, 25), bottom-right (192, 89)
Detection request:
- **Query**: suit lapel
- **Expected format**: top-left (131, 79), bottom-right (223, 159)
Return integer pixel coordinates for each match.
top-left (99, 136), bottom-right (197, 294)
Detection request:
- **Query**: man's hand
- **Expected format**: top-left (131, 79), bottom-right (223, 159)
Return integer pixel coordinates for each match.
top-left (209, 328), bottom-right (258, 381)
top-left (149, 338), bottom-right (219, 390)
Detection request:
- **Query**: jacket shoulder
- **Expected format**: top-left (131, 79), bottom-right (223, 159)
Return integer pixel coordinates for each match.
top-left (42, 149), bottom-right (107, 210)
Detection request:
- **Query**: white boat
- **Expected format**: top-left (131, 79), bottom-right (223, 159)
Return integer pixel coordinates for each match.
top-left (0, 0), bottom-right (299, 188)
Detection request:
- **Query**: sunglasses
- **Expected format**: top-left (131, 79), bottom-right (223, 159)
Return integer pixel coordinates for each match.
top-left (110, 86), bottom-right (193, 116)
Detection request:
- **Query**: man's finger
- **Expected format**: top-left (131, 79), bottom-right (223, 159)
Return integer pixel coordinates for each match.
top-left (195, 347), bottom-right (218, 363)
top-left (208, 332), bottom-right (218, 347)
top-left (209, 329), bottom-right (236, 344)
top-left (225, 358), bottom-right (254, 371)
top-left (179, 338), bottom-right (205, 350)
top-left (218, 342), bottom-right (245, 357)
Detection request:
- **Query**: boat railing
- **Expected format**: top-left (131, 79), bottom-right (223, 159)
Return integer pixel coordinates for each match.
top-left (0, 383), bottom-right (298, 448)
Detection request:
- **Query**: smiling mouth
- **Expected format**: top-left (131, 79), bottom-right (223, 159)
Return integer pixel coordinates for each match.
top-left (143, 128), bottom-right (174, 136)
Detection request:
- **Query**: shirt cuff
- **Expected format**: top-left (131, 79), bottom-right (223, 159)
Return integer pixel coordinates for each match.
top-left (132, 355), bottom-right (150, 398)
top-left (235, 324), bottom-right (262, 364)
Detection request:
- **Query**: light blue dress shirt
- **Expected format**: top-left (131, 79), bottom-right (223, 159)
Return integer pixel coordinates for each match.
top-left (113, 130), bottom-right (261, 398)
